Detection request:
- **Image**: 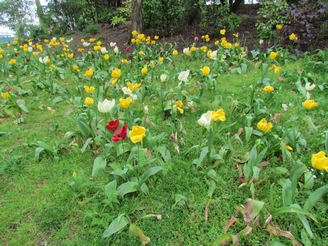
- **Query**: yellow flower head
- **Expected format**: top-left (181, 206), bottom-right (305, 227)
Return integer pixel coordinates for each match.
top-left (173, 100), bottom-right (183, 108)
top-left (111, 68), bottom-right (122, 79)
top-left (130, 126), bottom-right (146, 143)
top-left (84, 97), bottom-right (94, 106)
top-left (127, 82), bottom-right (142, 92)
top-left (1, 92), bottom-right (10, 99)
top-left (84, 85), bottom-right (95, 94)
top-left (84, 68), bottom-right (94, 78)
top-left (263, 85), bottom-right (274, 93)
top-left (312, 151), bottom-right (328, 171)
top-left (289, 33), bottom-right (298, 41)
top-left (172, 50), bottom-right (178, 56)
top-left (141, 66), bottom-right (148, 75)
top-left (67, 53), bottom-right (74, 59)
top-left (121, 58), bottom-right (128, 64)
top-left (276, 24), bottom-right (283, 30)
top-left (200, 46), bottom-right (208, 52)
top-left (211, 109), bottom-right (226, 122)
top-left (200, 66), bottom-right (210, 76)
top-left (268, 64), bottom-right (281, 74)
top-left (72, 65), bottom-right (80, 71)
top-left (158, 57), bottom-right (164, 62)
top-left (269, 51), bottom-right (278, 60)
top-left (257, 118), bottom-right (273, 132)
top-left (8, 59), bottom-right (16, 65)
top-left (220, 29), bottom-right (226, 35)
top-left (104, 54), bottom-right (110, 60)
top-left (132, 30), bottom-right (138, 37)
top-left (303, 99), bottom-right (318, 109)
top-left (119, 97), bottom-right (133, 109)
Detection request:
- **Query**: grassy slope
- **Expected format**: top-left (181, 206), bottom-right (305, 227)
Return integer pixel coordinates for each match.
top-left (1, 43), bottom-right (328, 245)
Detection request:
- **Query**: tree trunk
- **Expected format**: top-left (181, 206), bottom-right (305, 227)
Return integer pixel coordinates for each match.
top-left (230, 0), bottom-right (244, 13)
top-left (132, 0), bottom-right (142, 33)
top-left (35, 0), bottom-right (47, 32)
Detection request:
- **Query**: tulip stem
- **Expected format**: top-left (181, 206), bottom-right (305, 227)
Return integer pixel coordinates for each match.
top-left (208, 127), bottom-right (214, 165)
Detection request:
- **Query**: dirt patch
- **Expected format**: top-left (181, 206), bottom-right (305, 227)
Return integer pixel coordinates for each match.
top-left (66, 4), bottom-right (327, 53)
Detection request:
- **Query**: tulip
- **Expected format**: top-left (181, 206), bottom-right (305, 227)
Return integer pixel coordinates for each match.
top-left (129, 126), bottom-right (146, 143)
top-left (269, 51), bottom-right (278, 60)
top-left (112, 125), bottom-right (128, 142)
top-left (84, 85), bottom-right (95, 94)
top-left (200, 66), bottom-right (210, 76)
top-left (119, 97), bottom-right (132, 109)
top-left (106, 119), bottom-right (119, 132)
top-left (178, 70), bottom-right (190, 82)
top-left (211, 109), bottom-right (226, 122)
top-left (198, 111), bottom-right (212, 127)
top-left (257, 118), bottom-right (273, 132)
top-left (98, 99), bottom-right (115, 113)
top-left (303, 99), bottom-right (318, 109)
top-left (84, 97), bottom-right (94, 106)
top-left (263, 85), bottom-right (274, 93)
top-left (312, 151), bottom-right (328, 171)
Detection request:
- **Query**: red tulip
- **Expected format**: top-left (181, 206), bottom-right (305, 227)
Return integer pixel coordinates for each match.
top-left (112, 124), bottom-right (128, 142)
top-left (106, 119), bottom-right (119, 132)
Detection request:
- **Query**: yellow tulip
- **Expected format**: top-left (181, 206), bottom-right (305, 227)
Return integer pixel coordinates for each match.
top-left (220, 29), bottom-right (226, 35)
top-left (276, 24), bottom-right (283, 30)
top-left (104, 54), bottom-right (110, 60)
top-left (312, 151), bottom-right (328, 171)
top-left (257, 118), bottom-right (273, 132)
top-left (289, 33), bottom-right (298, 41)
top-left (129, 126), bottom-right (146, 143)
top-left (200, 66), bottom-right (210, 76)
top-left (173, 50), bottom-right (178, 56)
top-left (84, 68), bottom-right (94, 78)
top-left (141, 66), bottom-right (148, 75)
top-left (119, 97), bottom-right (132, 109)
top-left (8, 59), bottom-right (16, 65)
top-left (211, 109), bottom-right (226, 122)
top-left (111, 68), bottom-right (121, 79)
top-left (1, 92), bottom-right (10, 99)
top-left (127, 82), bottom-right (142, 92)
top-left (84, 85), bottom-right (95, 94)
top-left (269, 51), bottom-right (278, 60)
top-left (263, 85), bottom-right (274, 92)
top-left (303, 99), bottom-right (318, 109)
top-left (84, 97), bottom-right (94, 106)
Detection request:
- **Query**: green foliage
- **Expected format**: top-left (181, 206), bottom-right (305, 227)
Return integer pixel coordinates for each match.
top-left (83, 23), bottom-right (100, 35)
top-left (143, 0), bottom-right (186, 36)
top-left (199, 1), bottom-right (241, 36)
top-left (111, 16), bottom-right (126, 27)
top-left (256, 0), bottom-right (290, 39)
top-left (280, 0), bottom-right (328, 52)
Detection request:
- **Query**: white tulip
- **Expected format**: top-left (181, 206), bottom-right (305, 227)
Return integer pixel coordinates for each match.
top-left (160, 74), bottom-right (167, 82)
top-left (183, 47), bottom-right (190, 54)
top-left (101, 47), bottom-right (108, 54)
top-left (209, 50), bottom-right (218, 60)
top-left (305, 82), bottom-right (316, 91)
top-left (39, 56), bottom-right (49, 64)
top-left (28, 47), bottom-right (33, 52)
top-left (97, 99), bottom-right (115, 113)
top-left (178, 70), bottom-right (190, 82)
top-left (122, 86), bottom-right (132, 95)
top-left (82, 42), bottom-right (90, 47)
top-left (197, 111), bottom-right (212, 127)
top-left (113, 46), bottom-right (119, 53)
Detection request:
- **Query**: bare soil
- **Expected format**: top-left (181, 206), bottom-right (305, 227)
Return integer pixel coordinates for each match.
top-left (66, 4), bottom-right (327, 54)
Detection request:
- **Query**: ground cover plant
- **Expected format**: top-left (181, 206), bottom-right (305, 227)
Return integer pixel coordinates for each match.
top-left (0, 30), bottom-right (328, 245)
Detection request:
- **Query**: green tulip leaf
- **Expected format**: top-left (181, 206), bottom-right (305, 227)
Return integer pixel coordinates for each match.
top-left (92, 156), bottom-right (107, 176)
top-left (103, 214), bottom-right (129, 238)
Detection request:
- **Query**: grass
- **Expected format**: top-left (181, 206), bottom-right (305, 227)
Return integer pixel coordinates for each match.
top-left (1, 37), bottom-right (328, 245)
